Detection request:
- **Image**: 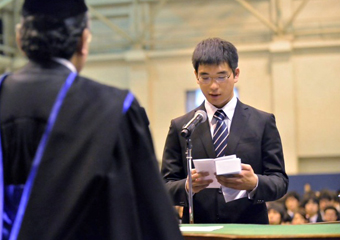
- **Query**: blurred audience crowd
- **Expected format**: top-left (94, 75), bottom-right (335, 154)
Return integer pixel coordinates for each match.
top-left (267, 186), bottom-right (340, 225)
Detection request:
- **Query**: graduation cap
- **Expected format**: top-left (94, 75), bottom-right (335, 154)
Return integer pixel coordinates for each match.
top-left (22, 0), bottom-right (88, 19)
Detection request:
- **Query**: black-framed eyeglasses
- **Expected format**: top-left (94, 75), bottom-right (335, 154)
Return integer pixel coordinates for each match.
top-left (198, 73), bottom-right (232, 84)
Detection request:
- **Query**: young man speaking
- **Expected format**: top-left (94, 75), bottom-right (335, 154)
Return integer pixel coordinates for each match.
top-left (161, 38), bottom-right (288, 224)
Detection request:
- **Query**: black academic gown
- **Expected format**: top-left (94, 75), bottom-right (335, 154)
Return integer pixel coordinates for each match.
top-left (0, 61), bottom-right (183, 240)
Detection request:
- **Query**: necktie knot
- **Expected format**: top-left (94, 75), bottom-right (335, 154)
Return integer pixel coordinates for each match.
top-left (214, 110), bottom-right (227, 122)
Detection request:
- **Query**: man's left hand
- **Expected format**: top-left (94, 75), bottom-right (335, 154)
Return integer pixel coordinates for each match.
top-left (216, 163), bottom-right (258, 191)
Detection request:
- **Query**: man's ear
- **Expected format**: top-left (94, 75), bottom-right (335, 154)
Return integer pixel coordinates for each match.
top-left (194, 70), bottom-right (199, 84)
top-left (15, 24), bottom-right (23, 52)
top-left (76, 28), bottom-right (91, 56)
top-left (233, 67), bottom-right (240, 83)
top-left (71, 28), bottom-right (91, 73)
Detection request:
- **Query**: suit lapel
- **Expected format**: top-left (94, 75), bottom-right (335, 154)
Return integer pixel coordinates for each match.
top-left (193, 103), bottom-right (216, 158)
top-left (225, 100), bottom-right (250, 155)
top-left (195, 120), bottom-right (216, 158)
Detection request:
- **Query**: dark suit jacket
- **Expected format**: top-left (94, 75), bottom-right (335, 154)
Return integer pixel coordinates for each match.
top-left (161, 100), bottom-right (288, 224)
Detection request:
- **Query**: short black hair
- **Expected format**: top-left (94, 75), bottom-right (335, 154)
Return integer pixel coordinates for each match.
top-left (319, 189), bottom-right (335, 201)
top-left (302, 196), bottom-right (319, 208)
top-left (192, 38), bottom-right (238, 75)
top-left (19, 12), bottom-right (88, 62)
top-left (293, 209), bottom-right (308, 222)
top-left (267, 203), bottom-right (284, 215)
top-left (267, 202), bottom-right (285, 223)
top-left (285, 191), bottom-right (300, 202)
top-left (22, 0), bottom-right (87, 20)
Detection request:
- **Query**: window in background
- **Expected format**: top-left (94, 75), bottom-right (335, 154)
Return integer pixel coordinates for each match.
top-left (186, 87), bottom-right (239, 112)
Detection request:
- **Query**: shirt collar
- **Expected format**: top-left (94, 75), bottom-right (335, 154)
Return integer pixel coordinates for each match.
top-left (204, 94), bottom-right (237, 123)
top-left (52, 57), bottom-right (77, 73)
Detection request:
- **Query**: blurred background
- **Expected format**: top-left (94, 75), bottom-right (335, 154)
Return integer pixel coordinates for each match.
top-left (0, 0), bottom-right (339, 194)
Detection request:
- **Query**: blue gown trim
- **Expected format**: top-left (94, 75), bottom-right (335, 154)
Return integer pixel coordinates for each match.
top-left (122, 91), bottom-right (134, 114)
top-left (0, 72), bottom-right (77, 240)
top-left (0, 73), bottom-right (10, 240)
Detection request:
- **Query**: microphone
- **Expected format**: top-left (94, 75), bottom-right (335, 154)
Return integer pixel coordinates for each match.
top-left (181, 110), bottom-right (207, 138)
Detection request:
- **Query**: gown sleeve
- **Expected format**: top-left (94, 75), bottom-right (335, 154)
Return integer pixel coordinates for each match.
top-left (109, 96), bottom-right (184, 240)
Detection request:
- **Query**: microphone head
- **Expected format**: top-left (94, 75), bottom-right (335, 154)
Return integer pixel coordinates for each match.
top-left (195, 110), bottom-right (207, 123)
top-left (180, 110), bottom-right (207, 139)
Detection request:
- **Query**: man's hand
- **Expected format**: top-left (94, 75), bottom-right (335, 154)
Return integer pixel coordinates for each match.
top-left (216, 164), bottom-right (258, 191)
top-left (186, 169), bottom-right (213, 194)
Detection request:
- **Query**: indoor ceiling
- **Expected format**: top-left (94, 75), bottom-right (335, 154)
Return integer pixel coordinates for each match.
top-left (0, 0), bottom-right (340, 68)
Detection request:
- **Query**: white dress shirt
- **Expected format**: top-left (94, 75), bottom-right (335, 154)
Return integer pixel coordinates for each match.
top-left (53, 57), bottom-right (77, 73)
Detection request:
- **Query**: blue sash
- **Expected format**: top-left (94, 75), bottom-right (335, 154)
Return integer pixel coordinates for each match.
top-left (0, 72), bottom-right (77, 240)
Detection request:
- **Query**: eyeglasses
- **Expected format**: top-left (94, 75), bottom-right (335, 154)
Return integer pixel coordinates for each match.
top-left (198, 73), bottom-right (231, 84)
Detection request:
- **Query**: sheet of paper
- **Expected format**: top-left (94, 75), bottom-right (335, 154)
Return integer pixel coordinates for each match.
top-left (180, 226), bottom-right (223, 232)
top-left (221, 187), bottom-right (247, 203)
top-left (215, 154), bottom-right (236, 161)
top-left (215, 157), bottom-right (241, 176)
top-left (193, 155), bottom-right (238, 188)
top-left (193, 158), bottom-right (220, 188)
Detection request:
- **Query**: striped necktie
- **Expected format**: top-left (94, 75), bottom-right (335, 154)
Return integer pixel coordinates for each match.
top-left (213, 110), bottom-right (228, 157)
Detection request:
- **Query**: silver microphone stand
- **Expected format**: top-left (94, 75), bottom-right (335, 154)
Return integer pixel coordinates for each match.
top-left (181, 110), bottom-right (207, 224)
top-left (185, 138), bottom-right (194, 224)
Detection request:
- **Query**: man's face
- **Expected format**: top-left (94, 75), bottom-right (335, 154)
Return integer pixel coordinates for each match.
top-left (285, 196), bottom-right (299, 211)
top-left (268, 209), bottom-right (282, 225)
top-left (323, 208), bottom-right (338, 222)
top-left (292, 213), bottom-right (307, 225)
top-left (305, 200), bottom-right (319, 216)
top-left (195, 63), bottom-right (239, 108)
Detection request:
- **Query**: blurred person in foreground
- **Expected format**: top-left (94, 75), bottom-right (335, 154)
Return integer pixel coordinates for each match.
top-left (161, 37), bottom-right (288, 223)
top-left (0, 0), bottom-right (183, 239)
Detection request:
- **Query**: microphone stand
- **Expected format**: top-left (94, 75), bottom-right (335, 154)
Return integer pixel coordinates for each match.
top-left (181, 110), bottom-right (207, 224)
top-left (185, 138), bottom-right (194, 224)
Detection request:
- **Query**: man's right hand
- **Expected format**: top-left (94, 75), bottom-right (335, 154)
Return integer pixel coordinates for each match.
top-left (186, 169), bottom-right (213, 194)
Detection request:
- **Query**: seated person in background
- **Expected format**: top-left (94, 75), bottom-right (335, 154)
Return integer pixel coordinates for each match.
top-left (323, 206), bottom-right (339, 222)
top-left (334, 190), bottom-right (340, 212)
top-left (318, 189), bottom-right (336, 220)
top-left (174, 206), bottom-right (184, 223)
top-left (283, 191), bottom-right (301, 221)
top-left (267, 202), bottom-right (285, 225)
top-left (302, 196), bottom-right (323, 223)
top-left (291, 209), bottom-right (309, 225)
top-left (302, 183), bottom-right (316, 200)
